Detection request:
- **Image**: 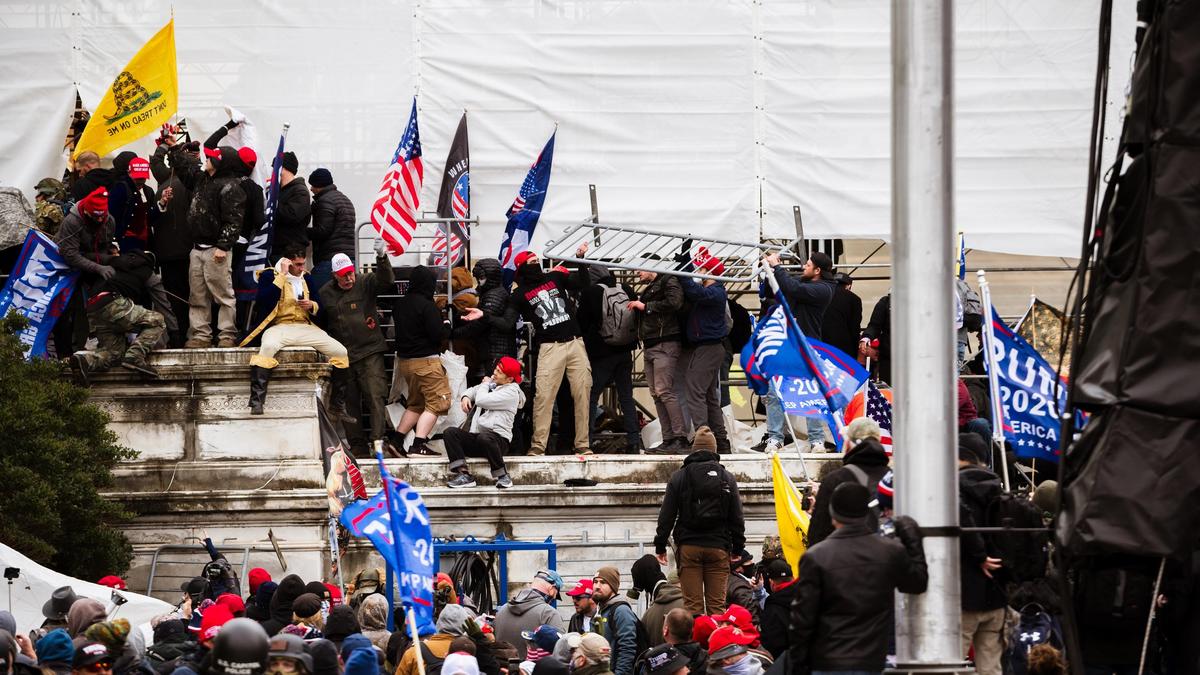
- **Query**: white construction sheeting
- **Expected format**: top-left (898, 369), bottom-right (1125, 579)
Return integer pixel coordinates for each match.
top-left (0, 0), bottom-right (1133, 258)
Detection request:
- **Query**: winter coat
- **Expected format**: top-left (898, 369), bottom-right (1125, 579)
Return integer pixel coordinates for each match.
top-left (595, 596), bottom-right (639, 675)
top-left (640, 581), bottom-right (684, 648)
top-left (149, 145), bottom-right (193, 262)
top-left (272, 177), bottom-right (312, 256)
top-left (471, 258), bottom-right (519, 370)
top-left (493, 589), bottom-right (564, 659)
top-left (107, 175), bottom-right (159, 253)
top-left (185, 147), bottom-right (245, 251)
top-left (512, 263), bottom-right (589, 344)
top-left (637, 273), bottom-right (684, 346)
top-left (55, 208), bottom-right (116, 289)
top-left (679, 278), bottom-right (728, 345)
top-left (397, 633), bottom-right (454, 675)
top-left (958, 465), bottom-right (1007, 612)
top-left (463, 381), bottom-right (525, 442)
top-left (261, 574), bottom-right (306, 636)
top-left (773, 267), bottom-right (835, 339)
top-left (654, 450), bottom-right (746, 554)
top-left (318, 253), bottom-right (394, 361)
top-left (821, 285), bottom-right (862, 358)
top-left (808, 438), bottom-right (891, 547)
top-left (861, 294), bottom-right (892, 384)
top-left (309, 185), bottom-right (356, 263)
top-left (725, 574), bottom-right (761, 627)
top-left (70, 167), bottom-right (115, 201)
top-left (241, 266), bottom-right (321, 347)
top-left (392, 265), bottom-right (448, 358)
top-left (760, 579), bottom-right (798, 659)
top-left (957, 379), bottom-right (979, 428)
top-left (356, 594), bottom-right (391, 653)
top-left (789, 522), bottom-right (928, 673)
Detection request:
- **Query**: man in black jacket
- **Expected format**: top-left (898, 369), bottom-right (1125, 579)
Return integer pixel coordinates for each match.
top-left (69, 151), bottom-right (114, 201)
top-left (629, 265), bottom-right (687, 453)
top-left (150, 136), bottom-right (196, 345)
top-left (790, 483), bottom-right (928, 674)
top-left (654, 427), bottom-right (746, 616)
top-left (470, 258), bottom-right (519, 381)
top-left (860, 294), bottom-right (892, 385)
top-left (580, 266), bottom-right (642, 453)
top-left (957, 433), bottom-right (1006, 675)
top-left (511, 245), bottom-right (592, 456)
top-left (308, 168), bottom-right (356, 295)
top-left (822, 273), bottom-right (862, 359)
top-left (183, 146), bottom-right (245, 348)
top-left (807, 417), bottom-right (891, 547)
top-left (391, 265), bottom-right (454, 456)
top-left (272, 152), bottom-right (311, 259)
top-left (319, 245), bottom-right (395, 457)
top-left (758, 559), bottom-right (796, 659)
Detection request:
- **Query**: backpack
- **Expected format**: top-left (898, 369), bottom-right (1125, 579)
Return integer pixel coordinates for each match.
top-left (599, 603), bottom-right (651, 668)
top-left (680, 461), bottom-right (731, 530)
top-left (419, 642), bottom-right (447, 675)
top-left (983, 492), bottom-right (1048, 584)
top-left (956, 279), bottom-right (984, 331)
top-left (599, 284), bottom-right (638, 346)
top-left (1004, 605), bottom-right (1064, 675)
top-left (844, 464), bottom-right (882, 532)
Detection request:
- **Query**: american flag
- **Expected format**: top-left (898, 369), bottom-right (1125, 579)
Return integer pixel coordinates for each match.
top-left (431, 173), bottom-right (468, 266)
top-left (370, 99), bottom-right (424, 255)
top-left (498, 131), bottom-right (555, 283)
top-left (865, 381), bottom-right (893, 451)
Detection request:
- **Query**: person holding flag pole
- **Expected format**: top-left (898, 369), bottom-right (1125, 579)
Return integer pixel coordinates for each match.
top-left (975, 269), bottom-right (1011, 491)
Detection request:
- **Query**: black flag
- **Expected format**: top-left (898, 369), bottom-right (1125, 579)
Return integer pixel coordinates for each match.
top-left (433, 112), bottom-right (470, 266)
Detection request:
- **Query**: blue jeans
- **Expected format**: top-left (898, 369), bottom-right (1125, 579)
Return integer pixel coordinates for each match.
top-left (309, 260), bottom-right (333, 297)
top-left (764, 393), bottom-right (786, 443)
top-left (807, 417), bottom-right (826, 447)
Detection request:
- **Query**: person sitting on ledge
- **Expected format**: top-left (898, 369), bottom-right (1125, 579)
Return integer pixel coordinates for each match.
top-left (445, 356), bottom-right (525, 489)
top-left (240, 248), bottom-right (349, 415)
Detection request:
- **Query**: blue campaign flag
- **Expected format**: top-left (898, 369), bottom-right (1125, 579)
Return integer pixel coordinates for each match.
top-left (987, 310), bottom-right (1067, 462)
top-left (498, 131), bottom-right (555, 284)
top-left (240, 129), bottom-right (287, 294)
top-left (339, 458), bottom-right (436, 635)
top-left (0, 230), bottom-right (79, 358)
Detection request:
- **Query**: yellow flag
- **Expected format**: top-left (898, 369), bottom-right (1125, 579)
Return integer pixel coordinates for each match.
top-left (770, 452), bottom-right (810, 577)
top-left (74, 19), bottom-right (178, 159)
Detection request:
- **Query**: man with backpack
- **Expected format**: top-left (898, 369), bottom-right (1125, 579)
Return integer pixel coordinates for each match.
top-left (807, 417), bottom-right (891, 547)
top-left (955, 276), bottom-right (984, 372)
top-left (580, 266), bottom-right (643, 453)
top-left (653, 426), bottom-right (746, 616)
top-left (958, 433), bottom-right (1007, 675)
top-left (591, 566), bottom-right (646, 675)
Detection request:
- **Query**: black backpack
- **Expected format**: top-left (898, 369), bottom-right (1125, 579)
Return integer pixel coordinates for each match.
top-left (601, 604), bottom-right (651, 668)
top-left (680, 461), bottom-right (731, 530)
top-left (984, 492), bottom-right (1048, 584)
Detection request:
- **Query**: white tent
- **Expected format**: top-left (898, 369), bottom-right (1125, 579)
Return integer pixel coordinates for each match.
top-left (0, 1), bottom-right (1134, 258)
top-left (0, 543), bottom-right (172, 638)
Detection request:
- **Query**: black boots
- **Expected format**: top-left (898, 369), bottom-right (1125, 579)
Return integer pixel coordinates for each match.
top-left (328, 367), bottom-right (355, 423)
top-left (249, 365), bottom-right (271, 415)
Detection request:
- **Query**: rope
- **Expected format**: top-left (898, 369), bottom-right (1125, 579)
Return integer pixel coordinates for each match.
top-left (1137, 557), bottom-right (1166, 675)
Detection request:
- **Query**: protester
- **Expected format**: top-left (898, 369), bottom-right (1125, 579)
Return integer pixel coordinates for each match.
top-left (35, 628), bottom-right (74, 675)
top-left (638, 644), bottom-right (687, 675)
top-left (822, 272), bottom-right (862, 359)
top-left (860, 294), bottom-right (892, 384)
top-left (71, 641), bottom-right (114, 675)
top-left (69, 151), bottom-right (112, 201)
top-left (654, 427), bottom-right (745, 615)
top-left (107, 155), bottom-right (162, 252)
top-left (150, 134), bottom-right (196, 345)
top-left (958, 379), bottom-right (992, 447)
top-left (627, 264), bottom-right (686, 453)
top-left (790, 483), bottom-right (929, 674)
top-left (269, 152), bottom-right (312, 259)
top-left (285, 594), bottom-right (324, 639)
top-left (566, 633), bottom-right (612, 675)
top-left (306, 168), bottom-right (355, 294)
top-left (658, 609), bottom-right (706, 675)
top-left (510, 245), bottom-right (592, 455)
top-left (757, 559), bottom-right (796, 659)
top-left (356, 594), bottom-right (390, 653)
top-left (318, 246), bottom-right (396, 456)
top-left (958, 433), bottom-right (1006, 675)
top-left (261, 575), bottom-right (305, 637)
top-left (677, 267), bottom-right (731, 453)
top-left (579, 266), bottom-right (643, 453)
top-left (240, 250), bottom-right (350, 415)
top-left (446, 356), bottom-right (523, 488)
top-left (395, 605), bottom-right (476, 675)
top-left (589, 567), bottom-right (639, 675)
top-left (566, 580), bottom-right (598, 634)
top-left (520, 625), bottom-right (562, 669)
top-left (469, 258), bottom-right (520, 380)
top-left (66, 599), bottom-right (106, 638)
top-left (38, 587), bottom-right (79, 640)
top-left (807, 416), bottom-right (890, 547)
top-left (33, 178), bottom-right (68, 236)
top-left (722, 553), bottom-right (760, 629)
top-left (630, 556), bottom-right (682, 649)
top-left (494, 571), bottom-right (564, 659)
top-left (69, 245), bottom-right (166, 380)
top-left (705, 626), bottom-right (765, 675)
top-left (320, 606), bottom-right (358, 646)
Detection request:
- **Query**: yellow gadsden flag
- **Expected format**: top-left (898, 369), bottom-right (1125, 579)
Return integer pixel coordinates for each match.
top-left (74, 19), bottom-right (178, 159)
top-left (770, 452), bottom-right (810, 577)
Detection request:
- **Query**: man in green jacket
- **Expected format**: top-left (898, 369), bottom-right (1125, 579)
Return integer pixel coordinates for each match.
top-left (318, 243), bottom-right (395, 456)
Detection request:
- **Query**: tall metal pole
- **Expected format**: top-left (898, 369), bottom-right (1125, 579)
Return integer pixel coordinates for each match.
top-left (891, 0), bottom-right (965, 672)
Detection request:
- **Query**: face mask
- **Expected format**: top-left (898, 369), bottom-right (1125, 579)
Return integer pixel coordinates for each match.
top-left (721, 655), bottom-right (756, 675)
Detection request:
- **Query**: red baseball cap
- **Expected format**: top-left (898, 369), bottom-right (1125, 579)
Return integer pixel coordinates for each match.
top-left (127, 157), bottom-right (150, 180)
top-left (713, 604), bottom-right (754, 632)
top-left (496, 356), bottom-right (522, 384)
top-left (199, 604), bottom-right (234, 643)
top-left (691, 615), bottom-right (718, 647)
top-left (96, 575), bottom-right (126, 590)
top-left (565, 578), bottom-right (593, 597)
top-left (514, 250), bottom-right (537, 267)
top-left (324, 582), bottom-right (343, 606)
top-left (237, 146), bottom-right (257, 168)
top-left (707, 626), bottom-right (755, 660)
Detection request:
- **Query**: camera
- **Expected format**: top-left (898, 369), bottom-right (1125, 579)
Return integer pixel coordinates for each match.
top-left (3, 567), bottom-right (18, 580)
top-left (111, 590), bottom-right (128, 606)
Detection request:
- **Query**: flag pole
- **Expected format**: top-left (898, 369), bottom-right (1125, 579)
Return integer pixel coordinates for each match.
top-left (976, 269), bottom-right (1011, 492)
top-left (768, 376), bottom-right (812, 482)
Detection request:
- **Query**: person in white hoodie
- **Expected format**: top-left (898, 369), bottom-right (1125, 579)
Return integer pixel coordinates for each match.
top-left (445, 356), bottom-right (526, 488)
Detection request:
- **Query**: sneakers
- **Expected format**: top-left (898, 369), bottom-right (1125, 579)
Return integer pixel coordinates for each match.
top-left (575, 448), bottom-right (594, 456)
top-left (183, 338), bottom-right (211, 349)
top-left (495, 476), bottom-right (514, 489)
top-left (121, 353), bottom-right (159, 378)
top-left (763, 439), bottom-right (783, 454)
top-left (216, 337), bottom-right (239, 348)
top-left (447, 473), bottom-right (477, 488)
top-left (409, 442), bottom-right (440, 457)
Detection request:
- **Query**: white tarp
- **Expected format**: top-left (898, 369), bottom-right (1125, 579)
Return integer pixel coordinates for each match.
top-left (0, 0), bottom-right (1134, 258)
top-left (0, 542), bottom-right (173, 638)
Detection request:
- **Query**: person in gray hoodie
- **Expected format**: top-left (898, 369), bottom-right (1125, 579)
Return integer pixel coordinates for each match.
top-left (493, 570), bottom-right (565, 660)
top-left (444, 356), bottom-right (526, 489)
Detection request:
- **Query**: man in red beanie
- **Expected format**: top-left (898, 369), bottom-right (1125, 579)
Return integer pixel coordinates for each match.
top-left (444, 356), bottom-right (524, 489)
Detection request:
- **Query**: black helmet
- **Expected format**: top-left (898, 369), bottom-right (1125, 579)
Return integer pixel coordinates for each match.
top-left (267, 634), bottom-right (313, 674)
top-left (210, 618), bottom-right (268, 675)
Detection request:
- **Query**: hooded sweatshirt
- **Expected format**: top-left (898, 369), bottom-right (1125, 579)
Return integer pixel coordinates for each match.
top-left (462, 380), bottom-right (525, 441)
top-left (261, 574), bottom-right (305, 636)
top-left (595, 596), bottom-right (638, 675)
top-left (67, 599), bottom-right (107, 637)
top-left (641, 581), bottom-right (684, 648)
top-left (356, 594), bottom-right (391, 652)
top-left (392, 265), bottom-right (449, 358)
top-left (493, 589), bottom-right (564, 660)
top-left (396, 604), bottom-right (475, 675)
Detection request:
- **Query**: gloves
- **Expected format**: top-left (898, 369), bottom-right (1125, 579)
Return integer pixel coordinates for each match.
top-left (98, 266), bottom-right (116, 281)
top-left (674, 238), bottom-right (694, 265)
top-left (892, 515), bottom-right (925, 559)
top-left (462, 617), bottom-right (485, 642)
top-left (373, 238), bottom-right (390, 258)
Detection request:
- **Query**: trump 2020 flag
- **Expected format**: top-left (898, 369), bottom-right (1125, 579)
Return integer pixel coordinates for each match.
top-left (741, 301), bottom-right (860, 411)
top-left (499, 131), bottom-right (556, 284)
top-left (240, 126), bottom-right (287, 296)
top-left (74, 18), bottom-right (177, 159)
top-left (371, 99), bottom-right (424, 255)
top-left (0, 231), bottom-right (79, 357)
top-left (339, 457), bottom-right (436, 635)
top-left (432, 113), bottom-right (469, 267)
top-left (986, 309), bottom-right (1067, 462)
top-left (767, 337), bottom-right (868, 450)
